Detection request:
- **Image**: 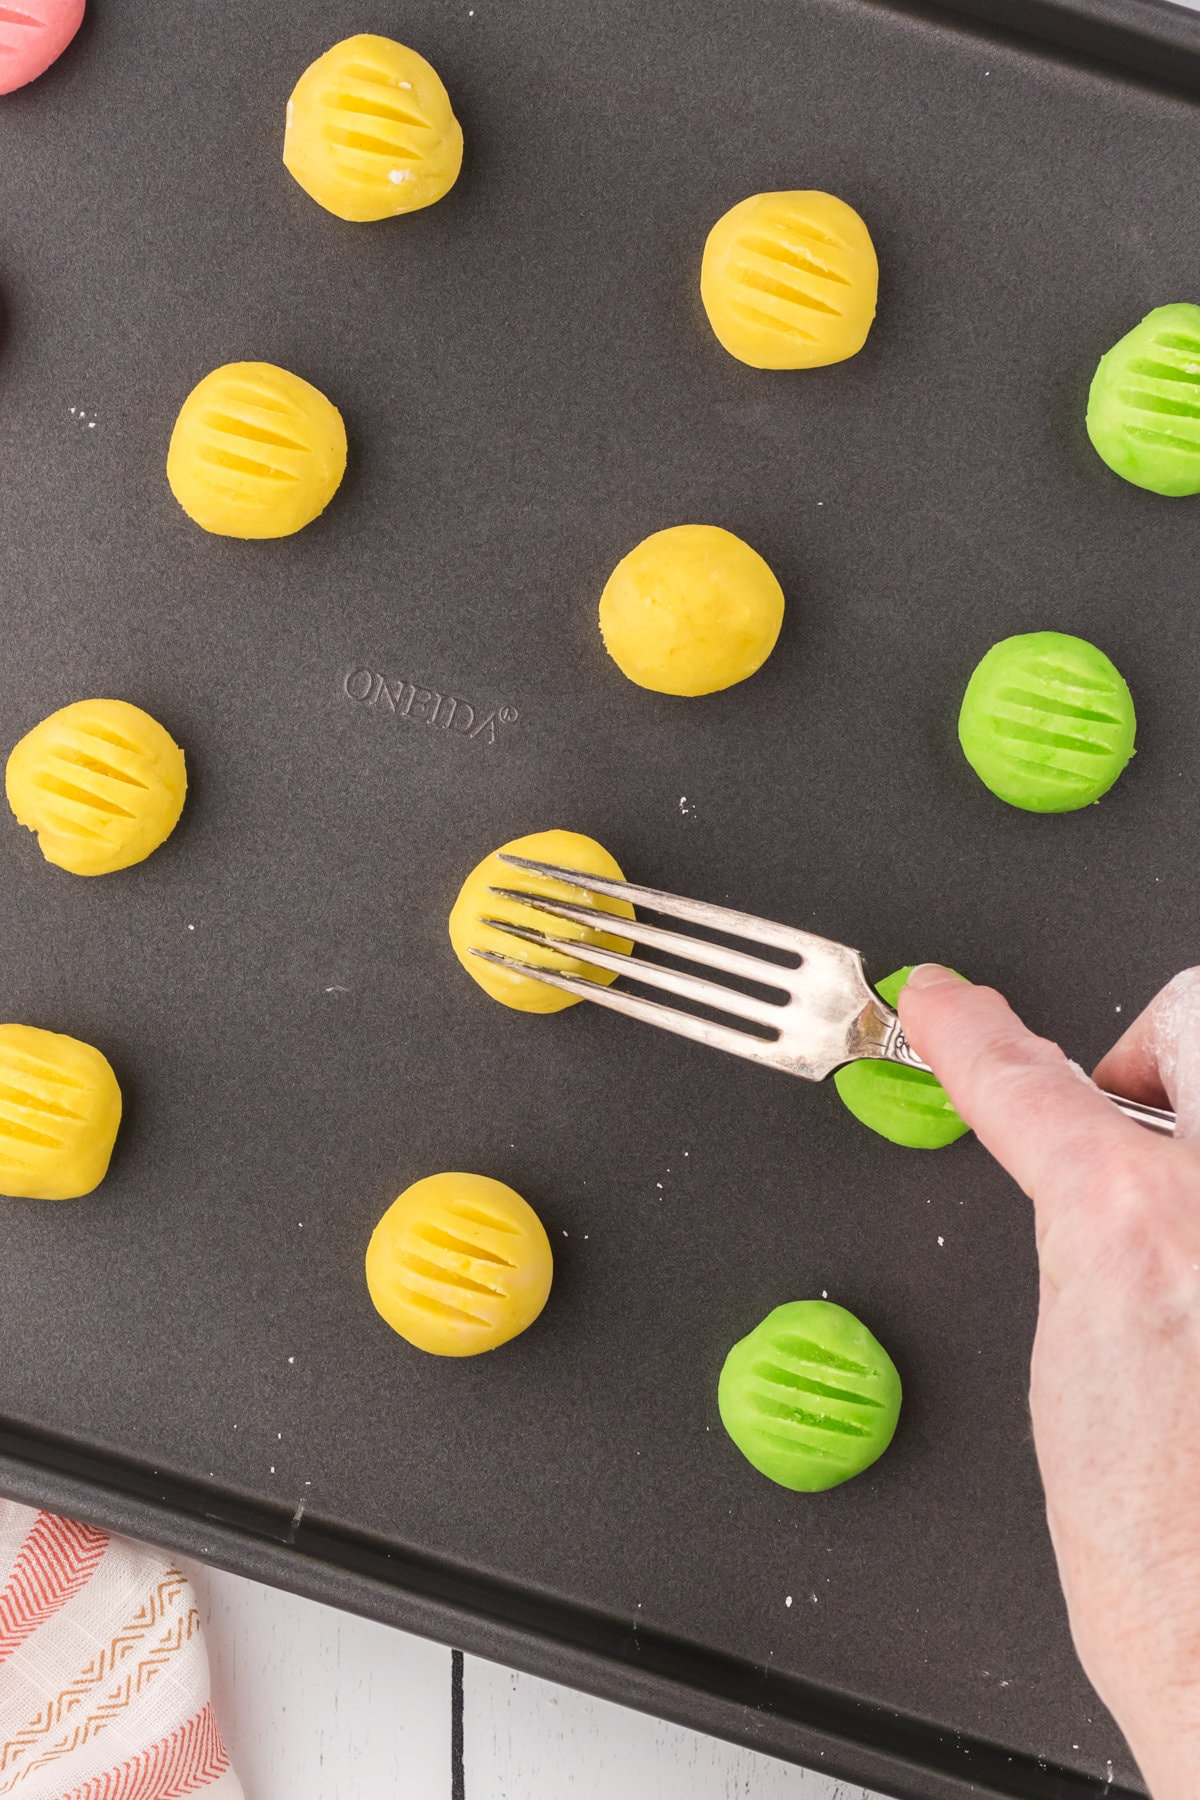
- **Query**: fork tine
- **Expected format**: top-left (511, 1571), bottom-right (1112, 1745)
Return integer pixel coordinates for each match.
top-left (469, 950), bottom-right (786, 1066)
top-left (480, 918), bottom-right (788, 1030)
top-left (497, 854), bottom-right (825, 957)
top-left (485, 886), bottom-right (794, 991)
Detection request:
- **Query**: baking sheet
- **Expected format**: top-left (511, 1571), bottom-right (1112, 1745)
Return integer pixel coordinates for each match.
top-left (2, 0), bottom-right (1199, 1792)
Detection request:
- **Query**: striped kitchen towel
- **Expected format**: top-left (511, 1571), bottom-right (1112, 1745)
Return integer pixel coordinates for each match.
top-left (0, 1502), bottom-right (242, 1800)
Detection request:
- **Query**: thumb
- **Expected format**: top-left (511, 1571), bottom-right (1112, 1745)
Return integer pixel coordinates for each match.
top-left (897, 965), bottom-right (1143, 1216)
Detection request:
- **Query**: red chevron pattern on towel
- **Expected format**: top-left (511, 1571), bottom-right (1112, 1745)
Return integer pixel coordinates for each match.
top-left (0, 1604), bottom-right (203, 1789)
top-left (0, 1515), bottom-right (106, 1666)
top-left (0, 1504), bottom-right (241, 1800)
top-left (57, 1703), bottom-right (229, 1800)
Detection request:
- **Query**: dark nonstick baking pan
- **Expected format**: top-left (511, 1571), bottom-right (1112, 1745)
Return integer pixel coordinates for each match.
top-left (2, 0), bottom-right (1198, 1793)
top-left (929, 0), bottom-right (1200, 96)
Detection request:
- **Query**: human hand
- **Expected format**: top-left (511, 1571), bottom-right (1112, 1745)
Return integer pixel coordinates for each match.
top-left (897, 964), bottom-right (1200, 1800)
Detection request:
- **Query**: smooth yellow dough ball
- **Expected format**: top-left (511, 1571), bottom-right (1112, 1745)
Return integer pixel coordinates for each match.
top-left (283, 34), bottom-right (463, 223)
top-left (0, 1024), bottom-right (122, 1201)
top-left (449, 829), bottom-right (635, 1014)
top-left (599, 524), bottom-right (784, 696)
top-left (701, 191), bottom-right (878, 369)
top-left (365, 1172), bottom-right (553, 1356)
top-left (167, 361), bottom-right (347, 539)
top-left (6, 699), bottom-right (187, 878)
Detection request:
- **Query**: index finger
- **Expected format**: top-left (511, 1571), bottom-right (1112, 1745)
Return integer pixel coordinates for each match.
top-left (897, 965), bottom-right (1145, 1213)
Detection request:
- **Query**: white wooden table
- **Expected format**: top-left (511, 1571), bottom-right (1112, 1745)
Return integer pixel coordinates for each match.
top-left (184, 1560), bottom-right (884, 1800)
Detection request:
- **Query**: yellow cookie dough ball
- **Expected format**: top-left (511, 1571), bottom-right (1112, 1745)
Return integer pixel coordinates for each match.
top-left (366, 1172), bottom-right (553, 1356)
top-left (167, 361), bottom-right (347, 539)
top-left (0, 1024), bottom-right (122, 1201)
top-left (449, 829), bottom-right (635, 1014)
top-left (598, 524), bottom-right (784, 696)
top-left (701, 191), bottom-right (878, 370)
top-left (283, 34), bottom-right (463, 223)
top-left (6, 699), bottom-right (187, 877)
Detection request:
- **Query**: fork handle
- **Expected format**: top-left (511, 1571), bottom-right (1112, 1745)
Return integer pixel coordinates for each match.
top-left (884, 1019), bottom-right (1178, 1138)
top-left (1097, 1092), bottom-right (1177, 1136)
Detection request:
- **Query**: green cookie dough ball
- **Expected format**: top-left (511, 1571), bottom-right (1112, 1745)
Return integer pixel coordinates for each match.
top-left (718, 1300), bottom-right (902, 1493)
top-left (958, 631), bottom-right (1135, 813)
top-left (834, 967), bottom-right (969, 1149)
top-left (1086, 303), bottom-right (1200, 497)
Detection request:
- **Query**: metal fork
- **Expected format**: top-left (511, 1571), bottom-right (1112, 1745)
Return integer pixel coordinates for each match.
top-left (472, 854), bottom-right (1177, 1138)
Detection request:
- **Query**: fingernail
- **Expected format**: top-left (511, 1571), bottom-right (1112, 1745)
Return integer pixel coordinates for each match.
top-left (905, 963), bottom-right (966, 992)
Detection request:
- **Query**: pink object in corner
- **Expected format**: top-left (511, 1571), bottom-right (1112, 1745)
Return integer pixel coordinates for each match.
top-left (0, 0), bottom-right (85, 95)
top-left (0, 1501), bottom-right (244, 1798)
